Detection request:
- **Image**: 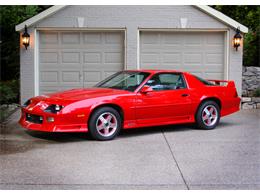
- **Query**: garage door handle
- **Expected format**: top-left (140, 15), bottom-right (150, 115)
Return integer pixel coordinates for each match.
top-left (181, 94), bottom-right (189, 97)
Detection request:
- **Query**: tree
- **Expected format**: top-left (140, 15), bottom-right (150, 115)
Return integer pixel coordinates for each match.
top-left (0, 6), bottom-right (39, 80)
top-left (0, 6), bottom-right (51, 81)
top-left (0, 6), bottom-right (49, 104)
top-left (211, 5), bottom-right (260, 67)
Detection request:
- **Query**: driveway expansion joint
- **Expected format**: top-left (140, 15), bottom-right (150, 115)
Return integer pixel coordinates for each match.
top-left (162, 131), bottom-right (190, 190)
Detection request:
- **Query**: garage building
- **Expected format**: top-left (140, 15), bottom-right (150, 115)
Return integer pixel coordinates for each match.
top-left (16, 5), bottom-right (248, 103)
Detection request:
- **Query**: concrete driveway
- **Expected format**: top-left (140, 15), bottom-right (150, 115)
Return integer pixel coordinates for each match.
top-left (0, 109), bottom-right (259, 190)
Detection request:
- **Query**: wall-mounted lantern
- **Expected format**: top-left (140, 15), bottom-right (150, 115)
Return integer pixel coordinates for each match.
top-left (233, 27), bottom-right (242, 51)
top-left (22, 25), bottom-right (30, 50)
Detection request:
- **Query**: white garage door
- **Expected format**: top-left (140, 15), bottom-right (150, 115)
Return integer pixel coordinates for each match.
top-left (39, 31), bottom-right (124, 94)
top-left (140, 31), bottom-right (225, 79)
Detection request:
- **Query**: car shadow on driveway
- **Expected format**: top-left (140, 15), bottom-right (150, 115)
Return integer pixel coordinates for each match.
top-left (25, 120), bottom-right (237, 142)
top-left (25, 130), bottom-right (91, 142)
top-left (24, 124), bottom-right (193, 142)
top-left (1, 121), bottom-right (237, 155)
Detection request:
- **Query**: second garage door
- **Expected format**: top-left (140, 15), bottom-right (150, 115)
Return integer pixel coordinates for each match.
top-left (39, 31), bottom-right (124, 95)
top-left (140, 31), bottom-right (226, 79)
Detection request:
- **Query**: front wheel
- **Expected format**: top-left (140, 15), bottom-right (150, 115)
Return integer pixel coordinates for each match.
top-left (88, 107), bottom-right (122, 141)
top-left (195, 101), bottom-right (220, 130)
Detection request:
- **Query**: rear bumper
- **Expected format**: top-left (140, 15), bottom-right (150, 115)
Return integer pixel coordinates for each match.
top-left (19, 110), bottom-right (88, 133)
top-left (221, 97), bottom-right (241, 117)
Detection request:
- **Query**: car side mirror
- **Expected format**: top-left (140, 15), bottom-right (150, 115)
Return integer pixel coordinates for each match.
top-left (140, 85), bottom-right (153, 94)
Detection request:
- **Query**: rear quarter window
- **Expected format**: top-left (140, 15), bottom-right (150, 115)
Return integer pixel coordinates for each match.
top-left (193, 75), bottom-right (215, 86)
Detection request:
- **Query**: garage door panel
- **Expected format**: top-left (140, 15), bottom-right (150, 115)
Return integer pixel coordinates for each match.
top-left (40, 71), bottom-right (59, 83)
top-left (105, 33), bottom-right (123, 44)
top-left (203, 72), bottom-right (223, 79)
top-left (162, 34), bottom-right (182, 45)
top-left (183, 53), bottom-right (203, 64)
top-left (206, 53), bottom-right (224, 65)
top-left (39, 32), bottom-right (59, 45)
top-left (83, 33), bottom-right (102, 44)
top-left (202, 65), bottom-right (224, 72)
top-left (62, 71), bottom-right (81, 83)
top-left (39, 31), bottom-right (124, 94)
top-left (162, 53), bottom-right (181, 63)
top-left (84, 71), bottom-right (102, 82)
top-left (140, 31), bottom-right (225, 79)
top-left (40, 52), bottom-right (59, 63)
top-left (141, 33), bottom-right (159, 44)
top-left (184, 36), bottom-right (203, 46)
top-left (61, 32), bottom-right (80, 44)
top-left (83, 52), bottom-right (102, 64)
top-left (61, 52), bottom-right (81, 63)
top-left (206, 34), bottom-right (223, 45)
top-left (104, 52), bottom-right (123, 63)
top-left (141, 53), bottom-right (159, 64)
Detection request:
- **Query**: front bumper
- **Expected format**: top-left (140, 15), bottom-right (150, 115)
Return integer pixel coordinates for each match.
top-left (19, 108), bottom-right (88, 133)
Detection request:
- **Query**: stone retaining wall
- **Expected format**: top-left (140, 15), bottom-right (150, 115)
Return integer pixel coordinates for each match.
top-left (242, 66), bottom-right (260, 96)
top-left (241, 66), bottom-right (260, 109)
top-left (241, 97), bottom-right (260, 109)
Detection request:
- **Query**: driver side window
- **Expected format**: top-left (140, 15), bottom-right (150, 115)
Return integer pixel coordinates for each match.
top-left (145, 73), bottom-right (186, 91)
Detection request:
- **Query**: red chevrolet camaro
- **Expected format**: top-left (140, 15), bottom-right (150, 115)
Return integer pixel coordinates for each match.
top-left (19, 70), bottom-right (241, 140)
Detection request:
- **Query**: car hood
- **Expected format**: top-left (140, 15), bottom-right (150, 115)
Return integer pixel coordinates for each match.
top-left (35, 88), bottom-right (131, 102)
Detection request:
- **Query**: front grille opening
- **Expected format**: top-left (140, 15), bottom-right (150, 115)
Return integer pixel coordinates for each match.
top-left (26, 113), bottom-right (43, 124)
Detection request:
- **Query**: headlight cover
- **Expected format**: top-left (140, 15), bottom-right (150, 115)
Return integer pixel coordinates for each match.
top-left (22, 99), bottom-right (31, 107)
top-left (44, 104), bottom-right (64, 114)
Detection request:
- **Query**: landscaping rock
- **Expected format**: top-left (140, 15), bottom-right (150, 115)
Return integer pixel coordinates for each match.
top-left (242, 66), bottom-right (260, 100)
top-left (252, 97), bottom-right (260, 103)
top-left (242, 97), bottom-right (251, 102)
top-left (242, 102), bottom-right (256, 109)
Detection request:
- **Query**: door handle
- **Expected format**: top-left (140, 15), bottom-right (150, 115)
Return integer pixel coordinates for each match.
top-left (181, 94), bottom-right (189, 97)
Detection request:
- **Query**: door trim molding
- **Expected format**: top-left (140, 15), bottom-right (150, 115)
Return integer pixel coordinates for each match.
top-left (34, 29), bottom-right (39, 96)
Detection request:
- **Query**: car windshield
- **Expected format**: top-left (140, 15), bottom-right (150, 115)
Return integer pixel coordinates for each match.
top-left (96, 71), bottom-right (150, 92)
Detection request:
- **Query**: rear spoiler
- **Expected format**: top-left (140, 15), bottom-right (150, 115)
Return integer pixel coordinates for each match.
top-left (207, 80), bottom-right (235, 88)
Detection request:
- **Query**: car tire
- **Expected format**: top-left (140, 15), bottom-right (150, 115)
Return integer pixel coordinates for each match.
top-left (88, 107), bottom-right (122, 141)
top-left (195, 100), bottom-right (220, 130)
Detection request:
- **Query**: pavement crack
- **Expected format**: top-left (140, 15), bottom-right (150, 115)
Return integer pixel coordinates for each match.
top-left (162, 131), bottom-right (189, 190)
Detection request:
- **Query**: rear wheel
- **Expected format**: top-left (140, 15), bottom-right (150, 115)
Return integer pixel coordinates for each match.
top-left (195, 101), bottom-right (220, 130)
top-left (88, 107), bottom-right (122, 141)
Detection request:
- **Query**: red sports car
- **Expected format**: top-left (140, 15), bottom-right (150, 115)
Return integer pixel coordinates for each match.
top-left (19, 70), bottom-right (240, 140)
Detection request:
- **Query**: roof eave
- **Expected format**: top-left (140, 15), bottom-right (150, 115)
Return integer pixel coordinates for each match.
top-left (15, 5), bottom-right (248, 33)
top-left (15, 5), bottom-right (67, 31)
top-left (195, 5), bottom-right (248, 33)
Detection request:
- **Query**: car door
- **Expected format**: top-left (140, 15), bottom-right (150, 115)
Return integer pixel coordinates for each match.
top-left (135, 73), bottom-right (192, 124)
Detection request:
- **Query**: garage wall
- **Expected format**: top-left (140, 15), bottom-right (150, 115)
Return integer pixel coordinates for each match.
top-left (36, 5), bottom-right (227, 70)
top-left (20, 28), bottom-right (36, 102)
top-left (20, 5), bottom-right (243, 103)
top-left (229, 28), bottom-right (243, 95)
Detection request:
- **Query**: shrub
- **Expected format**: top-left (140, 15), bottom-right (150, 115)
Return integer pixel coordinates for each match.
top-left (0, 80), bottom-right (19, 104)
top-left (253, 88), bottom-right (260, 97)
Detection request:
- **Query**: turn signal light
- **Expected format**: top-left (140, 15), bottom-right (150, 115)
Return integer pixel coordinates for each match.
top-left (47, 117), bottom-right (55, 122)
